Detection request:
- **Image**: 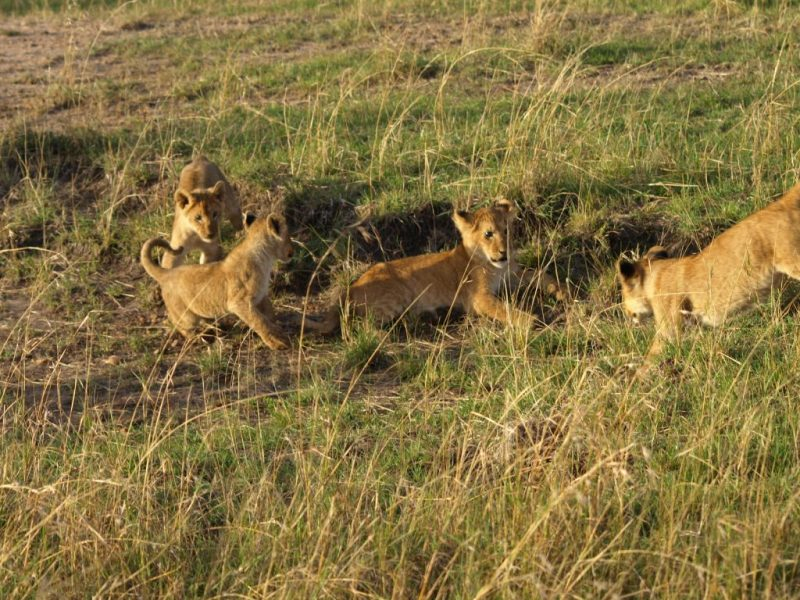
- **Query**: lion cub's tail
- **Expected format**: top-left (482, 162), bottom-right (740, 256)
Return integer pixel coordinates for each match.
top-left (301, 303), bottom-right (340, 335)
top-left (141, 238), bottom-right (183, 282)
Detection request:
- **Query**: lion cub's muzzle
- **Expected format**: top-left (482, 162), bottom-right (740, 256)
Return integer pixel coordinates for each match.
top-left (627, 310), bottom-right (652, 325)
top-left (489, 250), bottom-right (508, 267)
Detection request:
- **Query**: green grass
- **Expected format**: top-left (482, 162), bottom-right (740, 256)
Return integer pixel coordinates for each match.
top-left (3, 0), bottom-right (800, 597)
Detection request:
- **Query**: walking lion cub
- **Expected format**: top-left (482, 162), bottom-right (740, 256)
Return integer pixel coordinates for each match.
top-left (141, 213), bottom-right (293, 349)
top-left (303, 199), bottom-right (563, 334)
top-left (163, 156), bottom-right (248, 268)
top-left (617, 183), bottom-right (800, 361)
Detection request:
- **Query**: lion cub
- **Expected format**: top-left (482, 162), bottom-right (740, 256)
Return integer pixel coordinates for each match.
top-left (304, 199), bottom-right (560, 334)
top-left (163, 156), bottom-right (247, 268)
top-left (617, 183), bottom-right (800, 360)
top-left (141, 213), bottom-right (293, 349)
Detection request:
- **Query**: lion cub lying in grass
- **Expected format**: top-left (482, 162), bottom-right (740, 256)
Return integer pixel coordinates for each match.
top-left (142, 213), bottom-right (293, 349)
top-left (304, 199), bottom-right (563, 334)
top-left (617, 182), bottom-right (800, 362)
top-left (163, 156), bottom-right (248, 268)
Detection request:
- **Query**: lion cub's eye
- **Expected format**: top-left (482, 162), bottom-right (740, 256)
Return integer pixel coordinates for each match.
top-left (195, 215), bottom-right (202, 222)
top-left (484, 230), bottom-right (493, 239)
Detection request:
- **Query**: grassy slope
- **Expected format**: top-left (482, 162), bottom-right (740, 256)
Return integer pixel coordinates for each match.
top-left (2, 0), bottom-right (800, 597)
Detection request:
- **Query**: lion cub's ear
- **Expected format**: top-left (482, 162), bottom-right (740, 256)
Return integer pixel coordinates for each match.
top-left (493, 198), bottom-right (517, 216)
top-left (644, 246), bottom-right (669, 261)
top-left (616, 258), bottom-right (641, 281)
top-left (267, 214), bottom-right (285, 237)
top-left (174, 189), bottom-right (192, 209)
top-left (452, 208), bottom-right (474, 234)
top-left (210, 181), bottom-right (225, 197)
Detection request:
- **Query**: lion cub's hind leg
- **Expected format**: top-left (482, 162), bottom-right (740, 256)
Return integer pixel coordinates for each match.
top-left (347, 280), bottom-right (407, 325)
top-left (774, 261), bottom-right (800, 284)
top-left (165, 300), bottom-right (205, 340)
top-left (161, 289), bottom-right (217, 342)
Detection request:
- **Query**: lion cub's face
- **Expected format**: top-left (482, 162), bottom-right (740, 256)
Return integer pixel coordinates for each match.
top-left (453, 199), bottom-right (516, 268)
top-left (246, 213), bottom-right (294, 262)
top-left (616, 246), bottom-right (669, 323)
top-left (175, 182), bottom-right (224, 243)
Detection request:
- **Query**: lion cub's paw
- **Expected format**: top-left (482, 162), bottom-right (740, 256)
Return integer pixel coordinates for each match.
top-left (266, 335), bottom-right (291, 351)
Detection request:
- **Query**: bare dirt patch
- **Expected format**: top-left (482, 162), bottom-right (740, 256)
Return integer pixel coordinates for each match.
top-left (579, 61), bottom-right (735, 91)
top-left (0, 12), bottom-right (281, 130)
top-left (0, 15), bottom-right (110, 127)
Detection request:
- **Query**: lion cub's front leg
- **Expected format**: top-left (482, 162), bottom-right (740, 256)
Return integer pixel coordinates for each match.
top-left (470, 292), bottom-right (537, 328)
top-left (645, 300), bottom-right (683, 361)
top-left (256, 296), bottom-right (291, 348)
top-left (231, 300), bottom-right (289, 350)
top-left (257, 296), bottom-right (278, 321)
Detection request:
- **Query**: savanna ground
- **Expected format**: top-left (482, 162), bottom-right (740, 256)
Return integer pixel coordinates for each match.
top-left (2, 0), bottom-right (800, 596)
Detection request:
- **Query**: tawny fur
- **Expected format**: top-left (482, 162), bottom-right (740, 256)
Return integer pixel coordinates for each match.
top-left (304, 199), bottom-right (564, 334)
top-left (617, 182), bottom-right (800, 360)
top-left (179, 156), bottom-right (244, 230)
top-left (163, 156), bottom-right (245, 268)
top-left (142, 213), bottom-right (293, 349)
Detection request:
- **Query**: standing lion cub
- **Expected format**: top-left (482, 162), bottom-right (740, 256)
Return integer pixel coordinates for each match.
top-left (303, 199), bottom-right (563, 334)
top-left (163, 156), bottom-right (247, 268)
top-left (617, 182), bottom-right (800, 361)
top-left (141, 213), bottom-right (293, 349)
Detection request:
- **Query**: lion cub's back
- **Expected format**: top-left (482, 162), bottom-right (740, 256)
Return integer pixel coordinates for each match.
top-left (179, 156), bottom-right (228, 191)
top-left (349, 250), bottom-right (463, 317)
top-left (650, 195), bottom-right (800, 324)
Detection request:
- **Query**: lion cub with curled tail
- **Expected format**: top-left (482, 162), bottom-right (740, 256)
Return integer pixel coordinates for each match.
top-left (163, 156), bottom-right (248, 268)
top-left (304, 199), bottom-right (562, 334)
top-left (617, 182), bottom-right (800, 361)
top-left (141, 213), bottom-right (293, 349)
